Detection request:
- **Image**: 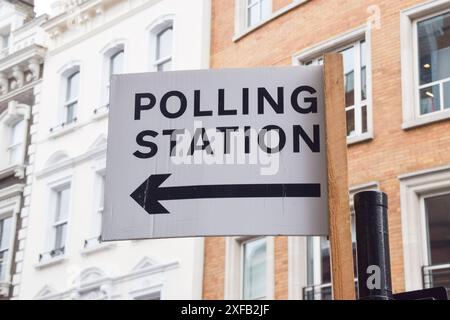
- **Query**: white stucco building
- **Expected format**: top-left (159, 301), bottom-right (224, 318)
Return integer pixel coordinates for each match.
top-left (15, 0), bottom-right (211, 299)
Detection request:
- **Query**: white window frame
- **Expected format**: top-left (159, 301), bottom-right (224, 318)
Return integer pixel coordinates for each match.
top-left (401, 0), bottom-right (450, 129)
top-left (98, 41), bottom-right (126, 112)
top-left (245, 0), bottom-right (272, 28)
top-left (292, 25), bottom-right (373, 145)
top-left (240, 236), bottom-right (269, 300)
top-left (147, 16), bottom-right (175, 72)
top-left (82, 159), bottom-right (109, 254)
top-left (0, 101), bottom-right (30, 173)
top-left (7, 118), bottom-right (25, 166)
top-left (0, 185), bottom-right (22, 297)
top-left (399, 164), bottom-right (450, 291)
top-left (38, 176), bottom-right (72, 266)
top-left (154, 26), bottom-right (173, 71)
top-left (51, 184), bottom-right (70, 253)
top-left (64, 71), bottom-right (79, 125)
top-left (53, 62), bottom-right (81, 134)
top-left (225, 236), bottom-right (274, 300)
top-left (233, 1), bottom-right (310, 41)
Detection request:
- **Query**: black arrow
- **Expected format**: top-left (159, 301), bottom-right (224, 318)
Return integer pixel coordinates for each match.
top-left (130, 174), bottom-right (321, 215)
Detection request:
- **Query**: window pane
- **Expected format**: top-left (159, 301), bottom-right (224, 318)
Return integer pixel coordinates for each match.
top-left (66, 71), bottom-right (80, 102)
top-left (10, 119), bottom-right (24, 146)
top-left (444, 81), bottom-right (450, 109)
top-left (320, 237), bottom-right (331, 284)
top-left (362, 105), bottom-right (368, 133)
top-left (420, 85), bottom-right (441, 115)
top-left (0, 217), bottom-right (12, 251)
top-left (341, 46), bottom-right (355, 108)
top-left (243, 238), bottom-right (267, 299)
top-left (425, 194), bottom-right (450, 266)
top-left (66, 102), bottom-right (77, 124)
top-left (54, 223), bottom-right (67, 250)
top-left (417, 12), bottom-right (450, 86)
top-left (157, 60), bottom-right (172, 72)
top-left (111, 50), bottom-right (124, 75)
top-left (360, 40), bottom-right (367, 101)
top-left (156, 27), bottom-right (173, 61)
top-left (346, 108), bottom-right (355, 136)
top-left (306, 237), bottom-right (315, 285)
top-left (55, 188), bottom-right (70, 222)
top-left (247, 3), bottom-right (259, 27)
top-left (261, 0), bottom-right (271, 20)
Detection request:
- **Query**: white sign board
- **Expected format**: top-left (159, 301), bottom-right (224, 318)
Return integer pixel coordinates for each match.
top-left (103, 67), bottom-right (328, 240)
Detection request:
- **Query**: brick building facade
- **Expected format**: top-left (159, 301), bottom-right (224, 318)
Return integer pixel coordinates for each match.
top-left (203, 0), bottom-right (450, 299)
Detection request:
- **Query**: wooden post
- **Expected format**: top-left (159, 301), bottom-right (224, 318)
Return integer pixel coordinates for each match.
top-left (323, 53), bottom-right (356, 300)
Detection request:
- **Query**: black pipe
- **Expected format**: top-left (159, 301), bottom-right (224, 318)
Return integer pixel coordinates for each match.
top-left (354, 191), bottom-right (393, 300)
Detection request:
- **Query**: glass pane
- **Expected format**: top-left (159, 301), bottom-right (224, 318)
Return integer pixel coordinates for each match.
top-left (54, 223), bottom-right (67, 250)
top-left (243, 238), bottom-right (267, 299)
top-left (360, 40), bottom-right (367, 101)
top-left (157, 60), bottom-right (172, 72)
top-left (0, 254), bottom-right (5, 280)
top-left (0, 217), bottom-right (12, 251)
top-left (346, 108), bottom-right (355, 136)
top-left (306, 237), bottom-right (315, 285)
top-left (420, 85), bottom-right (441, 115)
top-left (11, 119), bottom-right (24, 145)
top-left (247, 3), bottom-right (259, 27)
top-left (424, 194), bottom-right (450, 266)
top-left (156, 27), bottom-right (173, 60)
top-left (111, 50), bottom-right (124, 75)
top-left (362, 105), bottom-right (368, 133)
top-left (55, 187), bottom-right (70, 222)
top-left (417, 12), bottom-right (450, 86)
top-left (320, 237), bottom-right (331, 284)
top-left (341, 46), bottom-right (355, 108)
top-left (261, 0), bottom-right (271, 20)
top-left (8, 145), bottom-right (20, 165)
top-left (66, 102), bottom-right (77, 124)
top-left (66, 71), bottom-right (80, 102)
top-left (444, 81), bottom-right (450, 109)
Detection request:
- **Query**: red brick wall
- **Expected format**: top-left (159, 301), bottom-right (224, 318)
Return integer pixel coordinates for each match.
top-left (203, 0), bottom-right (450, 299)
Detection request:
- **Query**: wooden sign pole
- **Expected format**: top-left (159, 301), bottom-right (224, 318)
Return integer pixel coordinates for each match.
top-left (323, 53), bottom-right (356, 300)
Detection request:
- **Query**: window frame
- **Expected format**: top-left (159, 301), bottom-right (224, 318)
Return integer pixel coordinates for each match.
top-left (399, 164), bottom-right (450, 291)
top-left (413, 9), bottom-right (450, 118)
top-left (51, 185), bottom-right (70, 253)
top-left (154, 26), bottom-right (173, 72)
top-left (7, 118), bottom-right (25, 166)
top-left (401, 1), bottom-right (450, 129)
top-left (306, 40), bottom-right (368, 140)
top-left (0, 215), bottom-right (12, 282)
top-left (64, 71), bottom-right (80, 125)
top-left (240, 236), bottom-right (268, 300)
top-left (245, 0), bottom-right (272, 29)
top-left (419, 190), bottom-right (450, 268)
top-left (292, 25), bottom-right (373, 145)
top-left (224, 236), bottom-right (274, 299)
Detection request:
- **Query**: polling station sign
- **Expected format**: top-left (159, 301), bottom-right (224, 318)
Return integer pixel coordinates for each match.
top-left (102, 67), bottom-right (328, 240)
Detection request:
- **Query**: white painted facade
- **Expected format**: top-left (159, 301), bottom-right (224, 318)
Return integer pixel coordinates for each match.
top-left (17, 0), bottom-right (211, 299)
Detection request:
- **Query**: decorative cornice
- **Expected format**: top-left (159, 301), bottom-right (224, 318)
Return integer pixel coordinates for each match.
top-left (36, 144), bottom-right (107, 179)
top-left (0, 183), bottom-right (25, 202)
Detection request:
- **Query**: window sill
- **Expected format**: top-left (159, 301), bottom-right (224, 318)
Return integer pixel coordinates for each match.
top-left (80, 242), bottom-right (116, 256)
top-left (233, 0), bottom-right (310, 42)
top-left (48, 122), bottom-right (79, 139)
top-left (0, 164), bottom-right (25, 179)
top-left (34, 255), bottom-right (66, 269)
top-left (92, 109), bottom-right (109, 121)
top-left (347, 132), bottom-right (373, 146)
top-left (402, 111), bottom-right (450, 130)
